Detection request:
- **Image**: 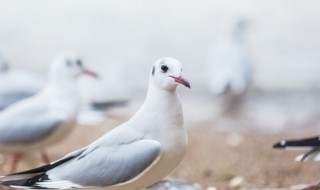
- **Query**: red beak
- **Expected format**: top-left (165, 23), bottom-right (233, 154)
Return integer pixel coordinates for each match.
top-left (82, 68), bottom-right (99, 78)
top-left (170, 76), bottom-right (191, 88)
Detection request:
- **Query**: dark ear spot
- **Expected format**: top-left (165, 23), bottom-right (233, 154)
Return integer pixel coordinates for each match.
top-left (66, 60), bottom-right (72, 67)
top-left (152, 66), bottom-right (155, 76)
top-left (76, 59), bottom-right (82, 67)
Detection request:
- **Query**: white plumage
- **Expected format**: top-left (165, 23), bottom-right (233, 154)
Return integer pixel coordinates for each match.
top-left (1, 57), bottom-right (190, 190)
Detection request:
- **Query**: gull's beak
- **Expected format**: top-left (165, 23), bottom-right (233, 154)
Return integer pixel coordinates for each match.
top-left (82, 68), bottom-right (99, 78)
top-left (170, 76), bottom-right (191, 88)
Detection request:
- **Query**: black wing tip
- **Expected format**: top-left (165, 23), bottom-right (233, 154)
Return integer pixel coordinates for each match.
top-left (273, 141), bottom-right (286, 149)
top-left (1, 179), bottom-right (27, 187)
top-left (91, 100), bottom-right (129, 110)
top-left (1, 174), bottom-right (50, 189)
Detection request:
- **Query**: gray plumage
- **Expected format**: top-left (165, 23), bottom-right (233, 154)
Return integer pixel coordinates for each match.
top-left (0, 49), bottom-right (45, 110)
top-left (1, 126), bottom-right (161, 189)
top-left (48, 139), bottom-right (161, 187)
top-left (0, 100), bottom-right (65, 144)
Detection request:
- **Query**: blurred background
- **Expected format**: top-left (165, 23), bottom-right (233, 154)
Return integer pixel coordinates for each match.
top-left (0, 0), bottom-right (319, 189)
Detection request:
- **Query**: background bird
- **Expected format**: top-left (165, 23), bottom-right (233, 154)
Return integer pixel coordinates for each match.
top-left (0, 47), bottom-right (46, 110)
top-left (0, 53), bottom-right (98, 173)
top-left (0, 57), bottom-right (190, 190)
top-left (208, 17), bottom-right (254, 116)
top-left (273, 135), bottom-right (320, 162)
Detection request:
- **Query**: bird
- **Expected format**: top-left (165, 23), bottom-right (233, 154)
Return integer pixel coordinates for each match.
top-left (273, 135), bottom-right (320, 162)
top-left (77, 100), bottom-right (129, 125)
top-left (0, 53), bottom-right (98, 173)
top-left (77, 62), bottom-right (130, 125)
top-left (0, 48), bottom-right (46, 110)
top-left (208, 17), bottom-right (253, 115)
top-left (0, 57), bottom-right (191, 190)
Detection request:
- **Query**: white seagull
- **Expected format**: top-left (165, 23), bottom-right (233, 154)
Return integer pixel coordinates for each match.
top-left (208, 18), bottom-right (253, 96)
top-left (0, 57), bottom-right (190, 190)
top-left (0, 53), bottom-right (98, 173)
top-left (208, 18), bottom-right (253, 115)
top-left (273, 135), bottom-right (320, 162)
top-left (0, 49), bottom-right (46, 110)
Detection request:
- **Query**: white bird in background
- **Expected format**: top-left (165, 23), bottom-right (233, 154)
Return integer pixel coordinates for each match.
top-left (0, 53), bottom-right (98, 173)
top-left (0, 57), bottom-right (190, 190)
top-left (208, 17), bottom-right (253, 115)
top-left (273, 136), bottom-right (320, 162)
top-left (77, 63), bottom-right (130, 125)
top-left (0, 48), bottom-right (46, 110)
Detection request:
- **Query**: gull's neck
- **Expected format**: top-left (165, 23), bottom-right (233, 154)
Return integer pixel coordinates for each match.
top-left (52, 77), bottom-right (78, 91)
top-left (145, 78), bottom-right (180, 107)
top-left (44, 77), bottom-right (80, 116)
top-left (132, 79), bottom-right (184, 131)
top-left (47, 76), bottom-right (80, 102)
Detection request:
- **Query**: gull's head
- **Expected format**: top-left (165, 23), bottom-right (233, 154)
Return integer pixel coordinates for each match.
top-left (150, 57), bottom-right (190, 91)
top-left (49, 53), bottom-right (98, 82)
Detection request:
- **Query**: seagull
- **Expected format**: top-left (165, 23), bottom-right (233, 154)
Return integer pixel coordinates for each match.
top-left (0, 53), bottom-right (98, 173)
top-left (208, 17), bottom-right (253, 115)
top-left (77, 100), bottom-right (129, 126)
top-left (0, 48), bottom-right (46, 110)
top-left (273, 136), bottom-right (320, 162)
top-left (0, 57), bottom-right (191, 190)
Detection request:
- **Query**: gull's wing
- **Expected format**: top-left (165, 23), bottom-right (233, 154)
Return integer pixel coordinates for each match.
top-left (1, 139), bottom-right (161, 189)
top-left (0, 97), bottom-right (66, 144)
top-left (273, 136), bottom-right (320, 162)
top-left (273, 136), bottom-right (320, 149)
top-left (0, 71), bottom-right (45, 109)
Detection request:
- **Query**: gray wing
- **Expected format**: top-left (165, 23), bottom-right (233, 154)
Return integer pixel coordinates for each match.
top-left (0, 92), bottom-right (35, 110)
top-left (43, 139), bottom-right (161, 188)
top-left (0, 71), bottom-right (45, 110)
top-left (0, 100), bottom-right (66, 144)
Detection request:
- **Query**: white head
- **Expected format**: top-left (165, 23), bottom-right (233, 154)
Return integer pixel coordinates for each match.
top-left (150, 57), bottom-right (190, 91)
top-left (49, 53), bottom-right (98, 83)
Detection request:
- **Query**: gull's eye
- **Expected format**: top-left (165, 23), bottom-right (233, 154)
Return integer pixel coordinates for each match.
top-left (161, 65), bottom-right (168, 73)
top-left (76, 59), bottom-right (82, 67)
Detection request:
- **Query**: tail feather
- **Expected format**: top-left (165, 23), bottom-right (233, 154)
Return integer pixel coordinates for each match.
top-left (1, 154), bottom-right (77, 188)
top-left (90, 100), bottom-right (128, 111)
top-left (2, 173), bottom-right (50, 189)
top-left (295, 148), bottom-right (320, 162)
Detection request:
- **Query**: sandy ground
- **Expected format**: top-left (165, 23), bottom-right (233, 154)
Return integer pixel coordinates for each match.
top-left (0, 115), bottom-right (318, 190)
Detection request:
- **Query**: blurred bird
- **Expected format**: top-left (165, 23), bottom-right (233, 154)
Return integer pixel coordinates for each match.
top-left (77, 63), bottom-right (130, 125)
top-left (208, 17), bottom-right (253, 115)
top-left (0, 48), bottom-right (46, 110)
top-left (273, 136), bottom-right (320, 162)
top-left (0, 57), bottom-right (190, 190)
top-left (77, 100), bottom-right (129, 125)
top-left (0, 53), bottom-right (98, 173)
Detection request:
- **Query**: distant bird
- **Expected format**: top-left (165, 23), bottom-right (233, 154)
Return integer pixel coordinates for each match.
top-left (0, 57), bottom-right (190, 190)
top-left (77, 63), bottom-right (130, 125)
top-left (208, 18), bottom-right (253, 115)
top-left (77, 100), bottom-right (129, 125)
top-left (273, 136), bottom-right (320, 162)
top-left (89, 100), bottom-right (128, 111)
top-left (0, 53), bottom-right (98, 173)
top-left (0, 49), bottom-right (46, 110)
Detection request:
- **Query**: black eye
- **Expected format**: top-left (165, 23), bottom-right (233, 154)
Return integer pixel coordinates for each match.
top-left (76, 59), bottom-right (82, 67)
top-left (161, 65), bottom-right (168, 73)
